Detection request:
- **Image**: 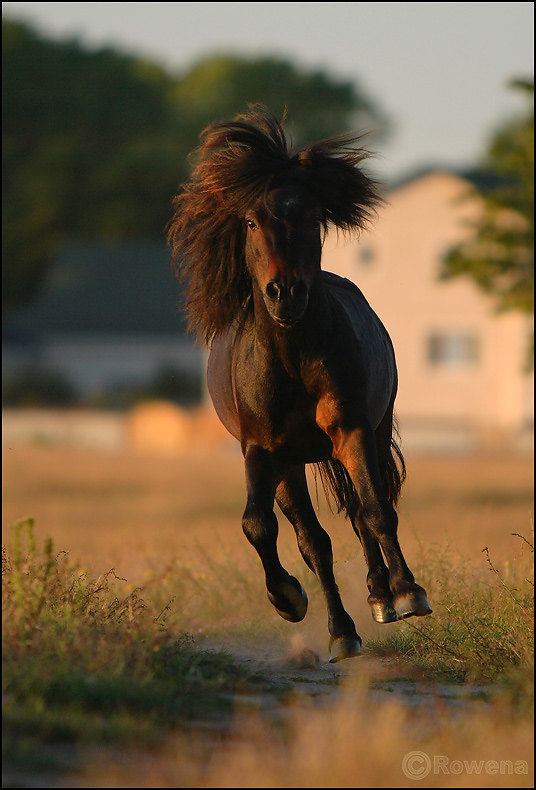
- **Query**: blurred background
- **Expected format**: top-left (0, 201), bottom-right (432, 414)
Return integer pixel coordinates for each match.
top-left (2, 2), bottom-right (534, 454)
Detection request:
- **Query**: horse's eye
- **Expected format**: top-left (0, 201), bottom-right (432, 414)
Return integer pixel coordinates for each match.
top-left (246, 218), bottom-right (257, 230)
top-left (312, 218), bottom-right (321, 230)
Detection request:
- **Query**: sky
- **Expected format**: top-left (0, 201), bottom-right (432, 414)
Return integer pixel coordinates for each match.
top-left (2, 2), bottom-right (534, 179)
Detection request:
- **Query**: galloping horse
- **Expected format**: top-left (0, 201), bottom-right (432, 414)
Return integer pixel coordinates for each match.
top-left (168, 106), bottom-right (431, 662)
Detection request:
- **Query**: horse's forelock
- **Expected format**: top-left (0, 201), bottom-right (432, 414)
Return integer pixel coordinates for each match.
top-left (192, 111), bottom-right (291, 208)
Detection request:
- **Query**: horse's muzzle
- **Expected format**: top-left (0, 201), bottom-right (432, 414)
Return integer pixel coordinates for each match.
top-left (264, 279), bottom-right (309, 327)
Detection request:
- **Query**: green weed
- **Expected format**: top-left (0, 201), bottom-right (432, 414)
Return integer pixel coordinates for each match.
top-left (366, 533), bottom-right (534, 703)
top-left (138, 535), bottom-right (326, 643)
top-left (2, 519), bottom-right (261, 776)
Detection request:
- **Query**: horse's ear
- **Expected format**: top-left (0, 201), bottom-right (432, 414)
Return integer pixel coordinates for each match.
top-left (297, 136), bottom-right (383, 234)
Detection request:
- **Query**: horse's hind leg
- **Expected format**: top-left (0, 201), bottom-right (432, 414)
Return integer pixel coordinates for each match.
top-left (349, 409), bottom-right (401, 624)
top-left (374, 409), bottom-right (431, 619)
top-left (330, 418), bottom-right (432, 620)
top-left (349, 507), bottom-right (397, 624)
top-left (276, 466), bottom-right (361, 662)
top-left (242, 445), bottom-right (308, 623)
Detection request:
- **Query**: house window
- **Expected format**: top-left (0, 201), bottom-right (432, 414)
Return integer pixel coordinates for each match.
top-left (357, 245), bottom-right (374, 267)
top-left (427, 332), bottom-right (480, 368)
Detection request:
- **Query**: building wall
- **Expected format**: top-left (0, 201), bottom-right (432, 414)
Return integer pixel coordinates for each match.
top-left (42, 334), bottom-right (202, 394)
top-left (322, 172), bottom-right (533, 434)
top-left (3, 334), bottom-right (202, 397)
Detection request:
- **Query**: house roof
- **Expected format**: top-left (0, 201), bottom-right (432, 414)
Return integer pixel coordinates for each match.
top-left (388, 165), bottom-right (509, 194)
top-left (3, 241), bottom-right (188, 341)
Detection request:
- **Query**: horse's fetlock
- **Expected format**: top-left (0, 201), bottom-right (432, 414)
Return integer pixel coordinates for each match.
top-left (367, 566), bottom-right (390, 589)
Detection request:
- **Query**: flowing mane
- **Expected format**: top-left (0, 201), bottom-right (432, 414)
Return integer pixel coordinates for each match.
top-left (168, 105), bottom-right (382, 344)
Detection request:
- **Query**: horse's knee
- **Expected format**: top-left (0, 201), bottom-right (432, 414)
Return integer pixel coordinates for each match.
top-left (242, 506), bottom-right (277, 548)
top-left (359, 499), bottom-right (398, 540)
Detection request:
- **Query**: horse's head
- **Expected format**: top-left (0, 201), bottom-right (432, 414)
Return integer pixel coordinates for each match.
top-left (169, 105), bottom-right (382, 343)
top-left (244, 182), bottom-right (322, 328)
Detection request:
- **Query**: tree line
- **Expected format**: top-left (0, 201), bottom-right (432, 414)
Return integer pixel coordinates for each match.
top-left (2, 18), bottom-right (533, 321)
top-left (2, 18), bottom-right (385, 308)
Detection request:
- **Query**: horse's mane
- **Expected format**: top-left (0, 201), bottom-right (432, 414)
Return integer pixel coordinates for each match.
top-left (168, 104), bottom-right (382, 344)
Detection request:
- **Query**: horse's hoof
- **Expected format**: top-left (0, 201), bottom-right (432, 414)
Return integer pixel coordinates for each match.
top-left (368, 599), bottom-right (398, 624)
top-left (329, 635), bottom-right (362, 663)
top-left (393, 589), bottom-right (432, 619)
top-left (267, 578), bottom-right (308, 623)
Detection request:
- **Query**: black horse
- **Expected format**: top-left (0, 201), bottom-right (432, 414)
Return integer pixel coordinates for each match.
top-left (168, 106), bottom-right (431, 662)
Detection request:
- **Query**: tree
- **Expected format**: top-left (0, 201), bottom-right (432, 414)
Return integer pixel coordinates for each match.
top-left (2, 20), bottom-right (180, 306)
top-left (169, 54), bottom-right (389, 156)
top-left (2, 20), bottom-right (389, 308)
top-left (442, 79), bottom-right (534, 316)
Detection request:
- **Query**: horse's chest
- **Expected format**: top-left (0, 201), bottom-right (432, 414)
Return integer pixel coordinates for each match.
top-left (236, 372), bottom-right (330, 460)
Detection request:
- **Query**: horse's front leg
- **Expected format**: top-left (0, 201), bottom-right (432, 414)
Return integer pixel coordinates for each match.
top-left (321, 412), bottom-right (431, 619)
top-left (276, 466), bottom-right (361, 662)
top-left (242, 444), bottom-right (308, 623)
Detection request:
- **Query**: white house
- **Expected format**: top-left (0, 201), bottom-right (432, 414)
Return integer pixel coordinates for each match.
top-left (322, 170), bottom-right (533, 451)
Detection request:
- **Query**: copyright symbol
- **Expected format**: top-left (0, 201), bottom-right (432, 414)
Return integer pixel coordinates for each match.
top-left (402, 750), bottom-right (432, 780)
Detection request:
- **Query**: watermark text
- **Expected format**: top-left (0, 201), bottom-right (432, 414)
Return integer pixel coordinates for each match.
top-left (402, 751), bottom-right (529, 780)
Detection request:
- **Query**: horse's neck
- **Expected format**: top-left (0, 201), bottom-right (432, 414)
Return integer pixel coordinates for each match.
top-left (249, 278), bottom-right (332, 368)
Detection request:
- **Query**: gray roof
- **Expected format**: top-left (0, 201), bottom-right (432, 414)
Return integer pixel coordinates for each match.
top-left (388, 165), bottom-right (509, 194)
top-left (3, 241), bottom-right (188, 341)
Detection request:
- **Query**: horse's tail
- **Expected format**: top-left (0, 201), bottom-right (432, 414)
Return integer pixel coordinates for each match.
top-left (313, 458), bottom-right (358, 519)
top-left (382, 429), bottom-right (406, 508)
top-left (313, 418), bottom-right (406, 517)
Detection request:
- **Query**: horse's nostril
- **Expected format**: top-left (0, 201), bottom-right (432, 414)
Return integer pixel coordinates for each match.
top-left (266, 281), bottom-right (282, 302)
top-left (290, 281), bottom-right (307, 300)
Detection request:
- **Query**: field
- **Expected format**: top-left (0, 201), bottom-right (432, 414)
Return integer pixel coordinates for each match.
top-left (2, 435), bottom-right (534, 787)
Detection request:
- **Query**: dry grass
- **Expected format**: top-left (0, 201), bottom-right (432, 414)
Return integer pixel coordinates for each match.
top-left (77, 693), bottom-right (534, 788)
top-left (2, 443), bottom-right (533, 669)
top-left (2, 441), bottom-right (534, 787)
top-left (2, 520), bottom-right (266, 782)
top-left (2, 443), bottom-right (533, 571)
top-left (2, 442), bottom-right (533, 651)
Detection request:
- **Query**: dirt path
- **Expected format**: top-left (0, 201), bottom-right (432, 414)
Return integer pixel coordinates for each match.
top-left (203, 635), bottom-right (493, 723)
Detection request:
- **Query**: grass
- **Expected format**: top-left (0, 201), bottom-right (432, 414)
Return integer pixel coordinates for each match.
top-left (5, 515), bottom-right (532, 789)
top-left (365, 534), bottom-right (534, 703)
top-left (2, 444), bottom-right (534, 786)
top-left (2, 519), bottom-right (270, 779)
top-left (77, 693), bottom-right (534, 788)
top-left (3, 445), bottom-right (533, 575)
top-left (133, 536), bottom-right (326, 646)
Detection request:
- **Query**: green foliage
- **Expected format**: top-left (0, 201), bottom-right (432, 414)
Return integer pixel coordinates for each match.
top-left (442, 79), bottom-right (534, 318)
top-left (2, 367), bottom-right (77, 407)
top-left (366, 535), bottom-right (534, 705)
top-left (170, 53), bottom-right (388, 153)
top-left (2, 20), bottom-right (179, 307)
top-left (2, 18), bottom-right (387, 308)
top-left (2, 519), bottom-right (257, 774)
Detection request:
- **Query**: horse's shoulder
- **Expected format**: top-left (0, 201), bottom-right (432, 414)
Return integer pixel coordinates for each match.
top-left (322, 270), bottom-right (367, 300)
top-left (321, 270), bottom-right (374, 313)
top-left (322, 269), bottom-right (393, 347)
